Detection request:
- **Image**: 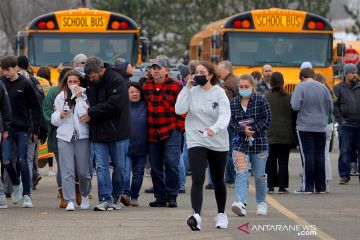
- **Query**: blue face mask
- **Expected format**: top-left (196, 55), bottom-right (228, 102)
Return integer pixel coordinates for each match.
top-left (239, 89), bottom-right (252, 98)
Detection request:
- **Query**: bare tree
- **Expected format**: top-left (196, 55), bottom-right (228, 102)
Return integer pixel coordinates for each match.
top-left (0, 0), bottom-right (85, 55)
top-left (0, 0), bottom-right (18, 54)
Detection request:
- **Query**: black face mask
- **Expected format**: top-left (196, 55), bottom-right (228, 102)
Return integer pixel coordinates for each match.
top-left (194, 75), bottom-right (208, 86)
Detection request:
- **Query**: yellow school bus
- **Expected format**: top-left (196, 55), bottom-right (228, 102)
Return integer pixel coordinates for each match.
top-left (16, 8), bottom-right (149, 161)
top-left (189, 8), bottom-right (334, 91)
top-left (16, 8), bottom-right (149, 83)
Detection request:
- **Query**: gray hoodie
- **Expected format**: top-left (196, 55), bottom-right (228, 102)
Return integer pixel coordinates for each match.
top-left (291, 79), bottom-right (333, 132)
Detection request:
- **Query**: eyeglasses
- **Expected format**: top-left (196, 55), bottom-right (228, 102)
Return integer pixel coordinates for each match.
top-left (80, 61), bottom-right (86, 64)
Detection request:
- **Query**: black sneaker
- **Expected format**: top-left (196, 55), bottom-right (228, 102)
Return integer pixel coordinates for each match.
top-left (33, 175), bottom-right (42, 189)
top-left (145, 186), bottom-right (154, 193)
top-left (94, 201), bottom-right (113, 211)
top-left (278, 188), bottom-right (289, 194)
top-left (205, 184), bottom-right (215, 190)
top-left (267, 188), bottom-right (275, 194)
top-left (339, 177), bottom-right (350, 185)
top-left (149, 199), bottom-right (167, 207)
top-left (167, 197), bottom-right (178, 208)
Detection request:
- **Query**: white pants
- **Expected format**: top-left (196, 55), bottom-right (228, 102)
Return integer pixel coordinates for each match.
top-left (325, 124), bottom-right (333, 181)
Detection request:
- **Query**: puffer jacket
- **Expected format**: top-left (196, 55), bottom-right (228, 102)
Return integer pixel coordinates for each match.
top-left (51, 91), bottom-right (89, 142)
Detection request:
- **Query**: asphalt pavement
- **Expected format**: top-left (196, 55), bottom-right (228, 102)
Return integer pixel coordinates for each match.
top-left (0, 136), bottom-right (359, 240)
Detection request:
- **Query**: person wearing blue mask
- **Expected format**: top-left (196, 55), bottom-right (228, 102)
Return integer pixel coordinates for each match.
top-left (229, 74), bottom-right (272, 217)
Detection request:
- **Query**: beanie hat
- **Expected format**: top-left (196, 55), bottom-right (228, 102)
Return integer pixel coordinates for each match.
top-left (300, 61), bottom-right (312, 69)
top-left (177, 64), bottom-right (190, 79)
top-left (344, 63), bottom-right (358, 76)
top-left (115, 60), bottom-right (129, 71)
top-left (17, 55), bottom-right (29, 70)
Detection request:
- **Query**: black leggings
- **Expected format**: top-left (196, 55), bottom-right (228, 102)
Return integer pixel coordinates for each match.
top-left (188, 147), bottom-right (227, 215)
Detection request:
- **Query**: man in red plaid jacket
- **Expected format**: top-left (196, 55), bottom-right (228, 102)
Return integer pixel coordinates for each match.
top-left (142, 57), bottom-right (184, 208)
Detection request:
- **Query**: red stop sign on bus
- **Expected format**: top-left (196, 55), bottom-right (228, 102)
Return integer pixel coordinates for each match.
top-left (344, 48), bottom-right (360, 64)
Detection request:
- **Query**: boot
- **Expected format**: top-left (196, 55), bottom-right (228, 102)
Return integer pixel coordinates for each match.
top-left (75, 182), bottom-right (82, 206)
top-left (58, 188), bottom-right (68, 208)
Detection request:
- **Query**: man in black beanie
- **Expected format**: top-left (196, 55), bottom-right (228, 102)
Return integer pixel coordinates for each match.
top-left (334, 63), bottom-right (360, 184)
top-left (17, 55), bottom-right (29, 70)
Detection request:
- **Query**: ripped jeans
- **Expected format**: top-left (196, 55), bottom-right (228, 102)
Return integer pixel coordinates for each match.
top-left (233, 150), bottom-right (268, 205)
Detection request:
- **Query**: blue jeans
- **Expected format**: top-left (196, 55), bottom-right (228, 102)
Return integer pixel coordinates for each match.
top-left (122, 154), bottom-right (147, 199)
top-left (225, 128), bottom-right (235, 183)
top-left (338, 123), bottom-right (360, 179)
top-left (179, 133), bottom-right (189, 191)
top-left (93, 139), bottom-right (129, 203)
top-left (1, 128), bottom-right (31, 196)
top-left (234, 150), bottom-right (268, 205)
top-left (148, 130), bottom-right (181, 201)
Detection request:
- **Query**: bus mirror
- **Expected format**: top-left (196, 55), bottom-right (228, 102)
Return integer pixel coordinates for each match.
top-left (333, 62), bottom-right (343, 76)
top-left (337, 43), bottom-right (345, 57)
top-left (212, 34), bottom-right (221, 48)
top-left (16, 34), bottom-right (25, 50)
top-left (211, 55), bottom-right (220, 63)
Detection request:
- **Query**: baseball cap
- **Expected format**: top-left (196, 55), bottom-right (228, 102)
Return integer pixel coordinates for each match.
top-left (300, 61), bottom-right (312, 69)
top-left (151, 59), bottom-right (168, 68)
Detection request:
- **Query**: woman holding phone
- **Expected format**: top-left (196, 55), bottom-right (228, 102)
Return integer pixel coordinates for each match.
top-left (175, 61), bottom-right (230, 231)
top-left (51, 70), bottom-right (91, 211)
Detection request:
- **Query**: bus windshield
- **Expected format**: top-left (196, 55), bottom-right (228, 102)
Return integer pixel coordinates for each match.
top-left (226, 32), bottom-right (332, 67)
top-left (28, 33), bottom-right (135, 66)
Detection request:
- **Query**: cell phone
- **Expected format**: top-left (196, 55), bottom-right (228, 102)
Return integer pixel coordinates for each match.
top-left (64, 102), bottom-right (70, 112)
top-left (238, 118), bottom-right (254, 127)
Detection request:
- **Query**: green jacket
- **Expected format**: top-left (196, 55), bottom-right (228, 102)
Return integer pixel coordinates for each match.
top-left (42, 86), bottom-right (60, 152)
top-left (265, 91), bottom-right (297, 145)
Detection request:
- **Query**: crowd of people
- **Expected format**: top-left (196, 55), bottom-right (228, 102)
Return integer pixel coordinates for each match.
top-left (0, 52), bottom-right (360, 231)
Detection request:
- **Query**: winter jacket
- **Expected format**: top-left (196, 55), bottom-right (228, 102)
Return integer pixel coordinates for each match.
top-left (0, 81), bottom-right (12, 132)
top-left (265, 91), bottom-right (296, 145)
top-left (333, 81), bottom-right (360, 124)
top-left (51, 91), bottom-right (89, 142)
top-left (86, 67), bottom-right (131, 142)
top-left (256, 78), bottom-right (271, 96)
top-left (220, 73), bottom-right (239, 100)
top-left (42, 86), bottom-right (60, 152)
top-left (0, 74), bottom-right (41, 134)
top-left (128, 100), bottom-right (148, 156)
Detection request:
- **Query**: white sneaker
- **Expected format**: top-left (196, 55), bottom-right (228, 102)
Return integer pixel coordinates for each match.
top-left (11, 184), bottom-right (23, 204)
top-left (256, 202), bottom-right (267, 215)
top-left (214, 213), bottom-right (228, 229)
top-left (48, 171), bottom-right (56, 177)
top-left (231, 201), bottom-right (246, 216)
top-left (22, 195), bottom-right (33, 208)
top-left (80, 196), bottom-right (89, 209)
top-left (187, 212), bottom-right (201, 231)
top-left (66, 201), bottom-right (75, 211)
top-left (0, 195), bottom-right (8, 209)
